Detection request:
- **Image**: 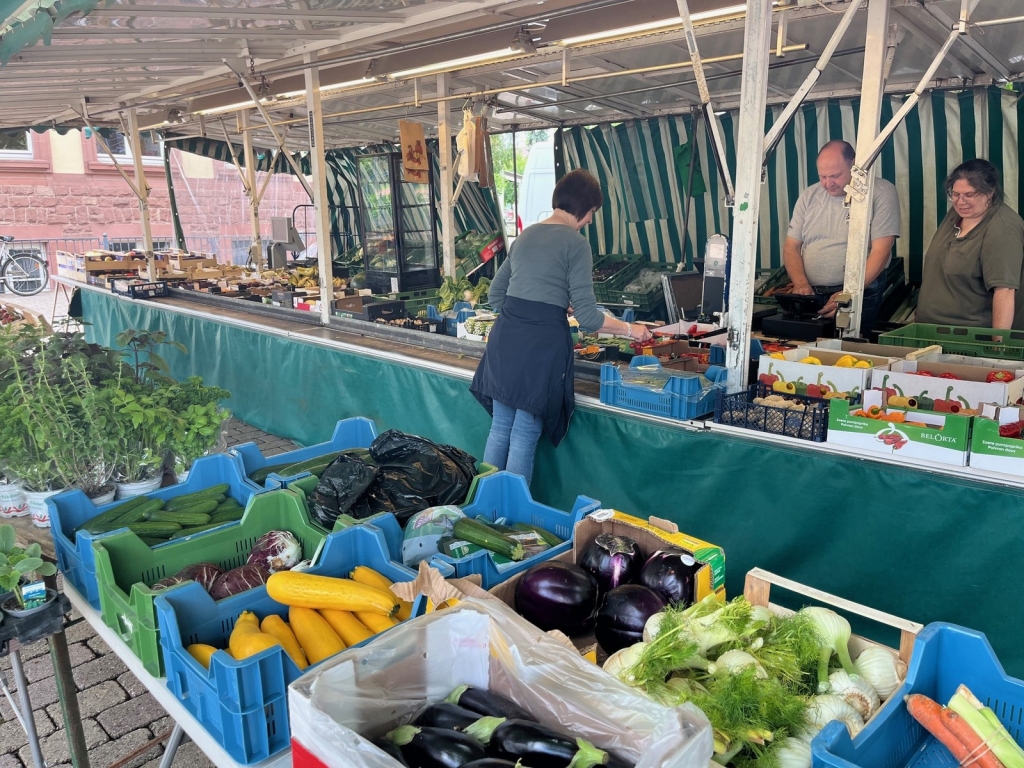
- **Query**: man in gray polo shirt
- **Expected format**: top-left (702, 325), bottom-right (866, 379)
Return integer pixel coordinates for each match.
top-left (784, 140), bottom-right (901, 335)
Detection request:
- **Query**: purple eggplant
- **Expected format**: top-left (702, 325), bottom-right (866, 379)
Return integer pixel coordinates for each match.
top-left (387, 725), bottom-right (485, 768)
top-left (638, 549), bottom-right (699, 606)
top-left (446, 685), bottom-right (536, 722)
top-left (579, 534), bottom-right (642, 594)
top-left (415, 701), bottom-right (483, 730)
top-left (515, 561), bottom-right (599, 635)
top-left (462, 761), bottom-right (521, 768)
top-left (595, 584), bottom-right (667, 654)
top-left (373, 738), bottom-right (410, 766)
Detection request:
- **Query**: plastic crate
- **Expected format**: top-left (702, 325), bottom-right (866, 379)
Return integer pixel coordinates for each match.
top-left (592, 254), bottom-right (645, 302)
top-left (812, 622), bottom-right (1024, 768)
top-left (49, 454), bottom-right (259, 610)
top-left (282, 462), bottom-right (498, 561)
top-left (608, 264), bottom-right (674, 312)
top-left (600, 357), bottom-right (727, 420)
top-left (714, 384), bottom-right (833, 442)
top-left (378, 287), bottom-right (439, 316)
top-left (753, 264), bottom-right (792, 305)
top-left (92, 488), bottom-right (326, 678)
top-left (229, 418), bottom-right (378, 492)
top-left (429, 471), bottom-right (600, 590)
top-left (155, 524), bottom-right (416, 765)
top-left (878, 324), bottom-right (1024, 360)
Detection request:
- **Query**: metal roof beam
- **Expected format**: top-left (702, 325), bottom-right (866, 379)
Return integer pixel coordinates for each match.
top-left (52, 27), bottom-right (352, 39)
top-left (85, 6), bottom-right (400, 23)
top-left (921, 0), bottom-right (1011, 79)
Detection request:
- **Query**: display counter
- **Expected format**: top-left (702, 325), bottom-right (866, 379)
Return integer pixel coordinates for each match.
top-left (70, 278), bottom-right (1024, 677)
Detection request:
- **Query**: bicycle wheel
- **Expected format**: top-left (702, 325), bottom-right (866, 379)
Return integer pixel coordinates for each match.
top-left (2, 254), bottom-right (48, 296)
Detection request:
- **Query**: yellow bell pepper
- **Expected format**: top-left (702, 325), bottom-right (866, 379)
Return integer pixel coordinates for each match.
top-left (772, 381), bottom-right (797, 394)
top-left (822, 391), bottom-right (849, 400)
top-left (801, 356), bottom-right (822, 365)
top-left (835, 355), bottom-right (857, 368)
top-left (769, 352), bottom-right (787, 360)
top-left (853, 360), bottom-right (872, 369)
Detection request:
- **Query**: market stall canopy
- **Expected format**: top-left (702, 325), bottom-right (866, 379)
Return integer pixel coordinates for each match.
top-left (1, 0), bottom-right (1022, 149)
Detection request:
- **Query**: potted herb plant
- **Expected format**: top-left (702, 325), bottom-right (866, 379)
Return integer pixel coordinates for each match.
top-left (0, 524), bottom-right (58, 618)
top-left (110, 387), bottom-right (181, 498)
top-left (0, 472), bottom-right (28, 520)
top-left (159, 377), bottom-right (231, 481)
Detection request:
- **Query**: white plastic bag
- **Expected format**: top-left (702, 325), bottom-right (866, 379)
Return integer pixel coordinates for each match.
top-left (290, 598), bottom-right (713, 767)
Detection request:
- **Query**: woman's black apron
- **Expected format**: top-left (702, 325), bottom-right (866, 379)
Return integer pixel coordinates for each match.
top-left (470, 296), bottom-right (575, 446)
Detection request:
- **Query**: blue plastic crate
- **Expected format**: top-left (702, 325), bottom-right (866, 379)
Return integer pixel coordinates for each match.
top-left (48, 454), bottom-right (259, 609)
top-left (599, 357), bottom-right (727, 420)
top-left (429, 471), bottom-right (599, 590)
top-left (230, 417), bottom-right (378, 492)
top-left (155, 524), bottom-right (417, 765)
top-left (813, 622), bottom-right (1024, 768)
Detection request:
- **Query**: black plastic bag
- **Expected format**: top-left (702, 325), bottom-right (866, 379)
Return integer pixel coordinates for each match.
top-left (309, 454), bottom-right (378, 529)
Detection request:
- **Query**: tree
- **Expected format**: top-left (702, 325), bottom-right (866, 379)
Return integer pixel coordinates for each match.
top-left (489, 129), bottom-right (552, 220)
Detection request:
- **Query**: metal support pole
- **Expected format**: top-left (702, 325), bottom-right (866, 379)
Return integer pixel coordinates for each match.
top-left (10, 650), bottom-right (43, 768)
top-left (723, 0), bottom-right (773, 393)
top-left (305, 55), bottom-right (335, 325)
top-left (239, 112), bottom-right (263, 267)
top-left (49, 628), bottom-right (90, 768)
top-left (126, 108), bottom-right (156, 281)
top-left (838, 0), bottom-right (891, 337)
top-left (157, 724), bottom-right (185, 768)
top-left (437, 72), bottom-right (456, 278)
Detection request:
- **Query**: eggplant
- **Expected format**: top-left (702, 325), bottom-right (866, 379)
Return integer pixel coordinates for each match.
top-left (447, 685), bottom-right (536, 722)
top-left (373, 738), bottom-right (411, 766)
top-left (515, 561), bottom-right (599, 635)
top-left (484, 720), bottom-right (613, 768)
top-left (601, 752), bottom-right (636, 768)
top-left (638, 549), bottom-right (699, 606)
top-left (595, 584), bottom-right (667, 654)
top-left (415, 702), bottom-right (483, 731)
top-left (579, 534), bottom-right (642, 594)
top-left (388, 725), bottom-right (486, 768)
top-left (461, 761), bottom-right (522, 768)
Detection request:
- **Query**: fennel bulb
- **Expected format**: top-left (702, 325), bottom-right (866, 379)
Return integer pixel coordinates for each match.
top-left (603, 642), bottom-right (647, 683)
top-left (708, 650), bottom-right (768, 679)
top-left (805, 694), bottom-right (864, 739)
top-left (773, 737), bottom-right (812, 768)
top-left (800, 607), bottom-right (858, 690)
top-left (853, 647), bottom-right (906, 699)
top-left (828, 670), bottom-right (879, 719)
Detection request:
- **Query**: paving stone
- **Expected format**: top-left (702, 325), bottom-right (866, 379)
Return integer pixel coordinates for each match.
top-left (148, 715), bottom-right (174, 738)
top-left (86, 727), bottom-right (162, 768)
top-left (117, 671), bottom-right (148, 698)
top-left (96, 694), bottom-right (166, 739)
top-left (0, 678), bottom-right (59, 723)
top-left (72, 653), bottom-right (128, 691)
top-left (17, 716), bottom-right (106, 767)
top-left (139, 737), bottom-right (216, 768)
top-left (21, 643), bottom-right (90, 683)
top-left (0, 718), bottom-right (29, 755)
top-left (0, 753), bottom-right (22, 767)
top-left (85, 635), bottom-right (111, 656)
top-left (64, 619), bottom-right (99, 644)
top-left (76, 680), bottom-right (127, 719)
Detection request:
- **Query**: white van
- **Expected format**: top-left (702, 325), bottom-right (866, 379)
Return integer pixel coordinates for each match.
top-left (518, 140), bottom-right (556, 231)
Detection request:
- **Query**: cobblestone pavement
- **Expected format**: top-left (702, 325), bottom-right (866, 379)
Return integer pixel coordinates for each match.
top-left (1, 420), bottom-right (298, 768)
top-left (0, 287), bottom-right (70, 326)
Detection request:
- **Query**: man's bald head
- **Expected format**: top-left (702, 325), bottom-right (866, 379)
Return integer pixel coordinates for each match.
top-left (816, 140), bottom-right (855, 197)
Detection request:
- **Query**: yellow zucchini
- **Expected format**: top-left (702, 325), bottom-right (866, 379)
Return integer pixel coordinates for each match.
top-left (187, 643), bottom-right (219, 670)
top-left (289, 607), bottom-right (346, 664)
top-left (228, 611), bottom-right (282, 661)
top-left (355, 611), bottom-right (399, 634)
top-left (319, 609), bottom-right (374, 646)
top-left (267, 572), bottom-right (399, 616)
top-left (260, 615), bottom-right (308, 670)
top-left (350, 566), bottom-right (413, 621)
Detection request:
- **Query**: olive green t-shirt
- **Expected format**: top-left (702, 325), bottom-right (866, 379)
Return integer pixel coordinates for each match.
top-left (917, 203), bottom-right (1024, 329)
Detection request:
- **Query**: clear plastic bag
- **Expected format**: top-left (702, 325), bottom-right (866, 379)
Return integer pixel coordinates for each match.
top-left (622, 269), bottom-right (667, 294)
top-left (289, 598), bottom-right (713, 768)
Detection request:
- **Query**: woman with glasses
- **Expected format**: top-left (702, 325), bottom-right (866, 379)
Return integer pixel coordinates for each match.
top-left (470, 169), bottom-right (652, 486)
top-left (917, 159), bottom-right (1024, 329)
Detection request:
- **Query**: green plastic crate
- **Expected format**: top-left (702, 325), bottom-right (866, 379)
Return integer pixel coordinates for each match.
top-left (92, 489), bottom-right (326, 677)
top-left (753, 265), bottom-right (791, 305)
top-left (607, 264), bottom-right (675, 311)
top-left (376, 288), bottom-right (439, 316)
top-left (592, 254), bottom-right (645, 302)
top-left (878, 323), bottom-right (1024, 361)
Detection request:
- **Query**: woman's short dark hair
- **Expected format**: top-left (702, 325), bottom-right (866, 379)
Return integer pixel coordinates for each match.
top-left (552, 169), bottom-right (603, 220)
top-left (945, 159), bottom-right (1003, 206)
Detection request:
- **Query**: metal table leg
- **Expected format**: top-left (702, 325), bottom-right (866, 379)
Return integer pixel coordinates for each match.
top-left (10, 650), bottom-right (44, 768)
top-left (49, 628), bottom-right (90, 768)
top-left (158, 724), bottom-right (185, 768)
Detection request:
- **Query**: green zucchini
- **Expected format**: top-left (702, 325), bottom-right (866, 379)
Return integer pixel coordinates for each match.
top-left (248, 464), bottom-right (291, 484)
top-left (511, 522), bottom-right (563, 547)
top-left (127, 522), bottom-right (182, 538)
top-left (146, 510), bottom-right (211, 526)
top-left (168, 523), bottom-right (225, 540)
top-left (278, 451), bottom-right (345, 478)
top-left (209, 507), bottom-right (244, 525)
top-left (452, 518), bottom-right (525, 561)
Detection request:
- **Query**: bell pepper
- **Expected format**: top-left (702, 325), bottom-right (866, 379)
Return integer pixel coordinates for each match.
top-left (999, 420), bottom-right (1024, 439)
top-left (853, 360), bottom-right (872, 369)
top-left (864, 405), bottom-right (883, 419)
top-left (773, 380), bottom-right (796, 394)
top-left (801, 356), bottom-right (822, 365)
top-left (758, 373), bottom-right (779, 387)
top-left (769, 352), bottom-right (787, 360)
top-left (835, 355), bottom-right (857, 368)
top-left (933, 385), bottom-right (962, 414)
top-left (987, 370), bottom-right (1015, 383)
top-left (882, 411), bottom-right (906, 423)
top-left (915, 391), bottom-right (934, 410)
top-left (823, 390), bottom-right (850, 400)
top-left (938, 372), bottom-right (958, 380)
top-left (916, 370), bottom-right (935, 377)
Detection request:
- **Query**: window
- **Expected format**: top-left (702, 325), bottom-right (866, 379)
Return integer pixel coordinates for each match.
top-left (109, 238), bottom-right (171, 253)
top-left (98, 129), bottom-right (162, 165)
top-left (0, 131), bottom-right (32, 159)
top-left (231, 237), bottom-right (252, 266)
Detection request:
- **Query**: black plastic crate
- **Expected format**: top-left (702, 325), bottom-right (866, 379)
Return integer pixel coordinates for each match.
top-left (110, 279), bottom-right (169, 299)
top-left (714, 384), bottom-right (831, 442)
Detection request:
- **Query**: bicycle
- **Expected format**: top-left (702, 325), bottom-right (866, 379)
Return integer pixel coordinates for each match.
top-left (0, 236), bottom-right (49, 297)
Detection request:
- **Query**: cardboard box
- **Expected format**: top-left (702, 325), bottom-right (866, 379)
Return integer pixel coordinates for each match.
top-left (271, 289), bottom-right (297, 307)
top-left (169, 256), bottom-right (216, 271)
top-left (333, 295), bottom-right (373, 313)
top-left (190, 267), bottom-right (223, 280)
top-left (826, 392), bottom-right (972, 466)
top-left (489, 509), bottom-right (726, 630)
top-left (807, 338), bottom-right (941, 361)
top-left (872, 359), bottom-right (1024, 410)
top-left (758, 348), bottom-right (895, 399)
top-left (968, 404), bottom-right (1024, 475)
top-left (651, 340), bottom-right (711, 373)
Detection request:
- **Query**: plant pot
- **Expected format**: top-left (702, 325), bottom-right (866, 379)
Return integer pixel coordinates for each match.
top-left (87, 485), bottom-right (116, 505)
top-left (2, 588), bottom-right (56, 618)
top-left (24, 489), bottom-right (62, 528)
top-left (115, 474), bottom-right (163, 500)
top-left (175, 469), bottom-right (190, 484)
top-left (0, 483), bottom-right (29, 519)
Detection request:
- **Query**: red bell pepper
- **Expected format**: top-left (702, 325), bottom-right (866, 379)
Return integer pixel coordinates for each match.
top-left (999, 420), bottom-right (1024, 439)
top-left (916, 370), bottom-right (935, 377)
top-left (987, 370), bottom-right (1015, 383)
top-left (758, 373), bottom-right (779, 387)
top-left (938, 372), bottom-right (959, 380)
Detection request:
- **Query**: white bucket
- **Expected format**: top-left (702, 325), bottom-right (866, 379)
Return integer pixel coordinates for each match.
top-left (114, 474), bottom-right (164, 500)
top-left (25, 489), bottom-right (61, 528)
top-left (88, 486), bottom-right (116, 506)
top-left (174, 469), bottom-right (189, 484)
top-left (0, 484), bottom-right (28, 518)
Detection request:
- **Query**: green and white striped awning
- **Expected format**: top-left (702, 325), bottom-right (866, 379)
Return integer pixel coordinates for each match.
top-left (561, 85), bottom-right (1024, 283)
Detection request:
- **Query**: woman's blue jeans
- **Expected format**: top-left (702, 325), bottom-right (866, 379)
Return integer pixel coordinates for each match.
top-left (483, 400), bottom-right (544, 486)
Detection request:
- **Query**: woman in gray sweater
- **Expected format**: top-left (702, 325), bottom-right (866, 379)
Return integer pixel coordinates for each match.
top-left (470, 169), bottom-right (651, 485)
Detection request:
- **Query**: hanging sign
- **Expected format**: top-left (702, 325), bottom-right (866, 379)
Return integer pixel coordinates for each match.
top-left (399, 120), bottom-right (428, 171)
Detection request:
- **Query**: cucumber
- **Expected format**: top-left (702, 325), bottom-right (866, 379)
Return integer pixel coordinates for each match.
top-left (158, 499), bottom-right (219, 518)
top-left (82, 498), bottom-right (164, 536)
top-left (127, 522), bottom-right (182, 538)
top-left (511, 522), bottom-right (563, 547)
top-left (168, 523), bottom-right (225, 540)
top-left (215, 500), bottom-right (242, 512)
top-left (452, 518), bottom-right (526, 561)
top-left (164, 493), bottom-right (225, 512)
top-left (209, 507), bottom-right (244, 525)
top-left (248, 464), bottom-right (290, 484)
top-left (73, 495), bottom-right (150, 536)
top-left (163, 484), bottom-right (230, 507)
top-left (146, 510), bottom-right (211, 526)
top-left (278, 451), bottom-right (345, 478)
top-left (139, 537), bottom-right (167, 547)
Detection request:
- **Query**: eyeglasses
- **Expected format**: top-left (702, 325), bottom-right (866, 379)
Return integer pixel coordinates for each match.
top-left (948, 191), bottom-right (984, 202)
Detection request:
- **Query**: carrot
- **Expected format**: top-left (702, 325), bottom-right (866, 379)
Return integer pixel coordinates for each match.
top-left (939, 707), bottom-right (1006, 768)
top-left (907, 694), bottom-right (973, 764)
